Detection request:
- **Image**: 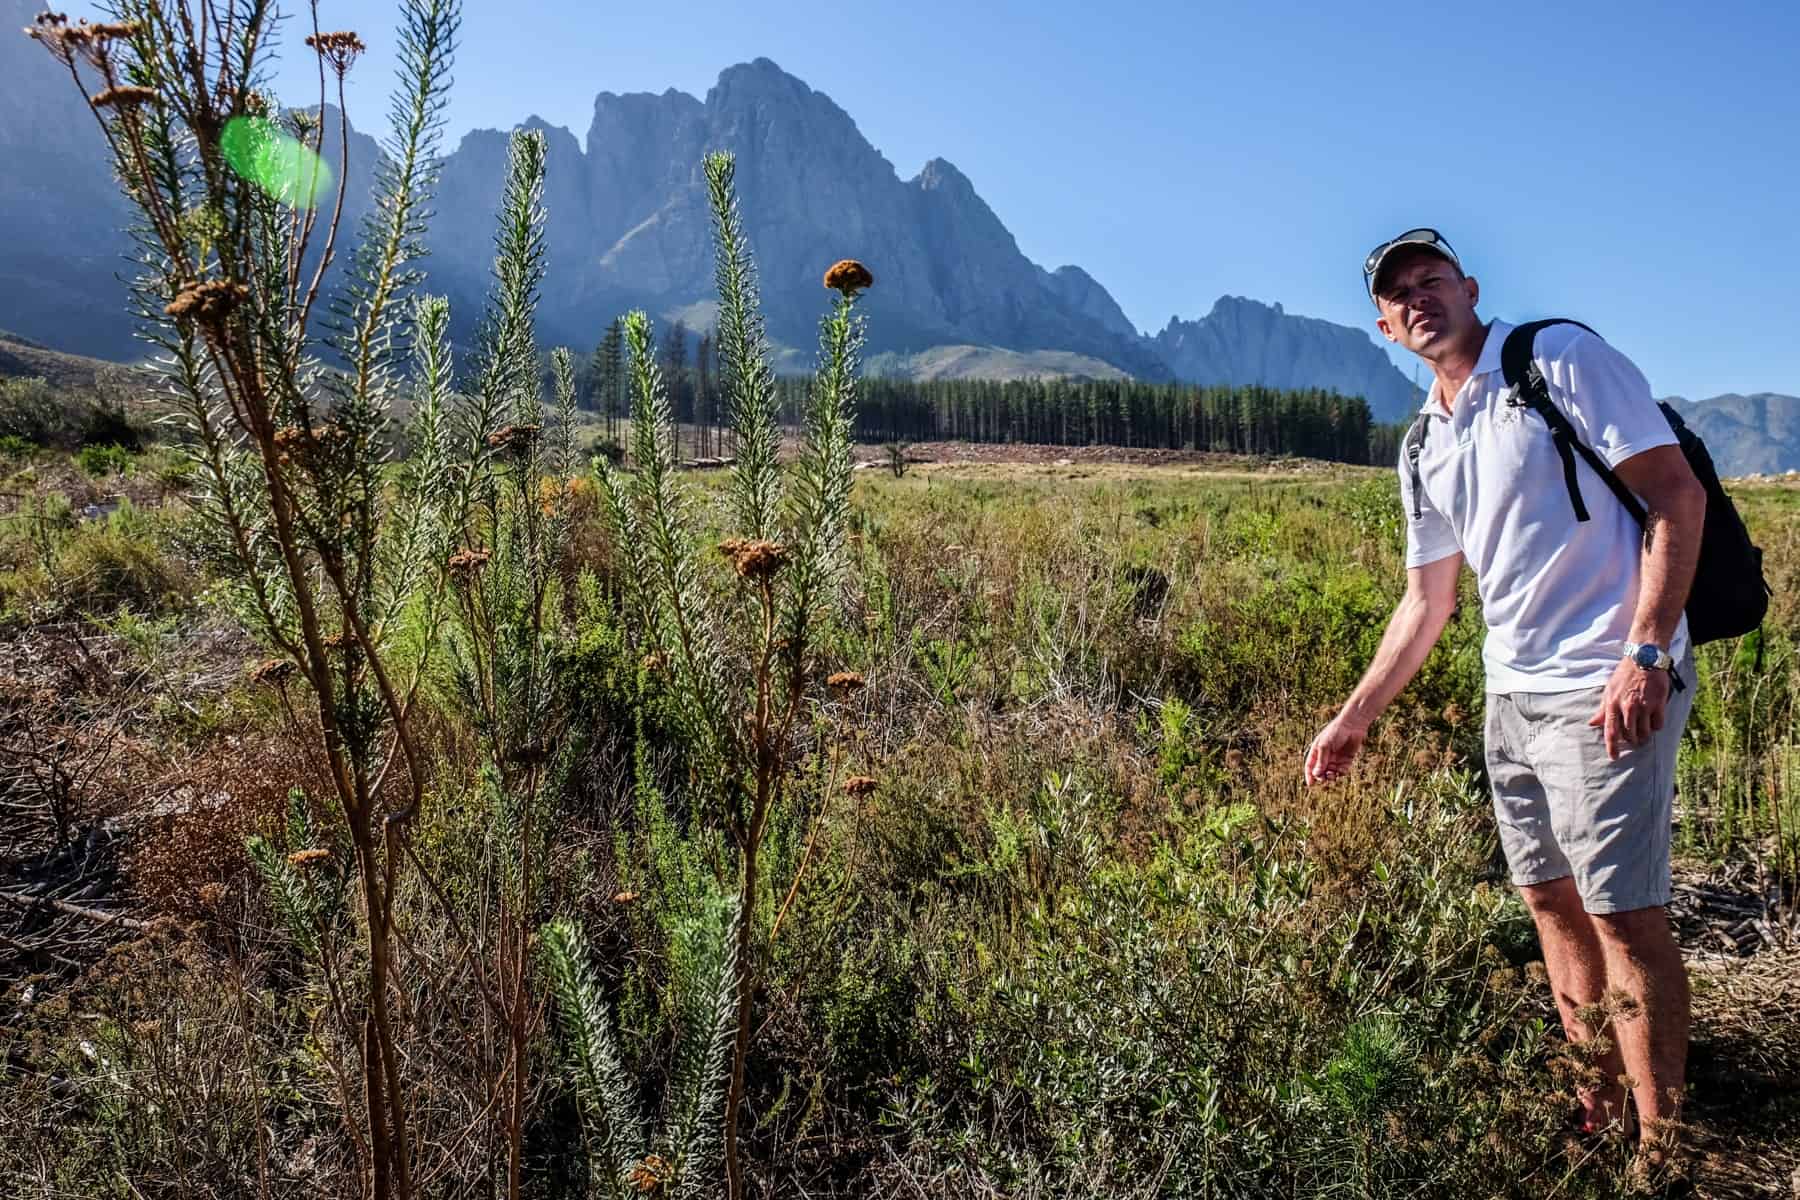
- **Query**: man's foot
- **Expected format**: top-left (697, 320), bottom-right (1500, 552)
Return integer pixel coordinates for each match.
top-left (1625, 1136), bottom-right (1694, 1196)
top-left (1571, 1088), bottom-right (1635, 1140)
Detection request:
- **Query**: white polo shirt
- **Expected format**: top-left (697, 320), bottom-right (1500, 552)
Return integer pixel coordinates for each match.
top-left (1400, 319), bottom-right (1687, 694)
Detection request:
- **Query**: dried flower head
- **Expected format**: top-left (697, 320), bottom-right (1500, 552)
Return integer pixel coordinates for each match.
top-left (271, 421), bottom-right (347, 467)
top-left (1223, 748), bottom-right (1246, 771)
top-left (90, 85), bottom-right (157, 110)
top-left (823, 258), bottom-right (873, 297)
top-left (612, 890), bottom-right (639, 905)
top-left (196, 882), bottom-right (226, 908)
top-left (320, 631), bottom-right (349, 651)
top-left (843, 775), bottom-right (879, 798)
top-left (1524, 960), bottom-right (1550, 986)
top-left (29, 13), bottom-right (135, 66)
top-left (627, 1153), bottom-right (671, 1193)
top-left (827, 670), bottom-right (866, 695)
top-left (1410, 748), bottom-right (1436, 771)
top-left (249, 657), bottom-right (297, 685)
top-left (1442, 701), bottom-right (1467, 727)
top-left (447, 546), bottom-right (490, 579)
top-left (486, 423), bottom-right (541, 452)
top-left (304, 30), bottom-right (365, 76)
top-left (165, 279), bottom-right (248, 327)
top-left (718, 536), bottom-right (790, 580)
top-left (286, 847), bottom-right (331, 868)
top-left (1604, 987), bottom-right (1644, 1024)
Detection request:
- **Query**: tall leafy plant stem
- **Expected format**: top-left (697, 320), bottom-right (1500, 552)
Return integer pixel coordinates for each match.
top-left (27, 5), bottom-right (463, 1196)
top-left (704, 152), bottom-right (782, 540)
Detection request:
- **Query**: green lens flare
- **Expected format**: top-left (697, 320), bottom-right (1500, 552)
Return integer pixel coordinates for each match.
top-left (219, 116), bottom-right (333, 209)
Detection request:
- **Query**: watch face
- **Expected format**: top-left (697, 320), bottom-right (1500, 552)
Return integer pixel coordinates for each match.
top-left (1633, 644), bottom-right (1661, 669)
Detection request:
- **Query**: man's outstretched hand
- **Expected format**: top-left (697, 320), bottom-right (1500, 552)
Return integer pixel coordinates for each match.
top-left (1304, 715), bottom-right (1367, 787)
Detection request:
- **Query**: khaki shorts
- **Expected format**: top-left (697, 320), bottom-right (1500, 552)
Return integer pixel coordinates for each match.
top-left (1484, 657), bottom-right (1695, 915)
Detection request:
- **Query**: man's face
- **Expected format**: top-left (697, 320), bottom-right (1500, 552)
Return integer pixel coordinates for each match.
top-left (1373, 249), bottom-right (1480, 356)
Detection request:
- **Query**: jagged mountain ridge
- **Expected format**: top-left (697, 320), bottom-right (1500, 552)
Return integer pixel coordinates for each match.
top-left (0, 20), bottom-right (1432, 415)
top-left (415, 61), bottom-right (1173, 380)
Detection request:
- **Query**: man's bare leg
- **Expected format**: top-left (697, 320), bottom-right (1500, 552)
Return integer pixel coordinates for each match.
top-left (1518, 878), bottom-right (1631, 1131)
top-left (1589, 906), bottom-right (1689, 1147)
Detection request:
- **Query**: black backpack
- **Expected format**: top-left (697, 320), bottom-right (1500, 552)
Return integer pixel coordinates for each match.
top-left (1404, 318), bottom-right (1770, 645)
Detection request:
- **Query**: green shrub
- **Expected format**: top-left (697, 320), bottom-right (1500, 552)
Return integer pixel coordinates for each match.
top-left (53, 499), bottom-right (186, 614)
top-left (0, 376), bottom-right (76, 446)
top-left (0, 376), bottom-right (148, 451)
top-left (879, 773), bottom-right (1596, 1196)
top-left (75, 442), bottom-right (133, 477)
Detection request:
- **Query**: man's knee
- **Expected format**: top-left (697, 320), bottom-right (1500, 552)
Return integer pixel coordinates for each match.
top-left (1588, 905), bottom-right (1675, 950)
top-left (1517, 875), bottom-right (1584, 918)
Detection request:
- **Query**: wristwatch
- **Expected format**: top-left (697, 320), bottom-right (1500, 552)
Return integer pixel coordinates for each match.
top-left (1623, 641), bottom-right (1674, 672)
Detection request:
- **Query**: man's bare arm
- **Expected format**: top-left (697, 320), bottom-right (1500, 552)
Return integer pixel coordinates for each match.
top-left (1612, 444), bottom-right (1706, 650)
top-left (1588, 444), bottom-right (1706, 756)
top-left (1304, 552), bottom-right (1462, 785)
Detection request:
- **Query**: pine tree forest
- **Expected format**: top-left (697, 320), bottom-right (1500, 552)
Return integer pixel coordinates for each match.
top-left (582, 343), bottom-right (1403, 466)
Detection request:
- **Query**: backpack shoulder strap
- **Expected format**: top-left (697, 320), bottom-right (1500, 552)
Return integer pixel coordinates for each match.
top-left (1404, 412), bottom-right (1431, 520)
top-left (1500, 319), bottom-right (1647, 526)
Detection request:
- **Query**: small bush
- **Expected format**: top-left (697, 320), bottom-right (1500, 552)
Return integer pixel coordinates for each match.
top-left (81, 398), bottom-right (143, 452)
top-left (0, 376), bottom-right (148, 451)
top-left (76, 443), bottom-right (133, 477)
top-left (54, 499), bottom-right (187, 614)
top-left (591, 434), bottom-right (626, 465)
top-left (883, 440), bottom-right (910, 477)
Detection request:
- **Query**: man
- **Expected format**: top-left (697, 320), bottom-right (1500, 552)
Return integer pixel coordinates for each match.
top-left (1303, 229), bottom-right (1706, 1158)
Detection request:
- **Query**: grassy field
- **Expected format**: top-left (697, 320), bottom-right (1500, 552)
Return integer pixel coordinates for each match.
top-left (2, 440), bottom-right (1797, 1197)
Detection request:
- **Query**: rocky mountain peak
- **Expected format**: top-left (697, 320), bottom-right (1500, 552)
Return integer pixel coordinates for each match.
top-left (1153, 295), bottom-right (1418, 422)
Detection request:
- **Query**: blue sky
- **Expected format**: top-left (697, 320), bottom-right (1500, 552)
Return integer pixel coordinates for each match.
top-left (242, 0), bottom-right (1797, 399)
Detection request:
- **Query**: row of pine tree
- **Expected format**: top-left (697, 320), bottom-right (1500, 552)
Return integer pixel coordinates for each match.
top-left (579, 317), bottom-right (1405, 467)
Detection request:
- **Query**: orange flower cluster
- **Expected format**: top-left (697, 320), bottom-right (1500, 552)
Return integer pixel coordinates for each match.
top-left (823, 258), bottom-right (873, 297)
top-left (91, 85), bottom-right (157, 110)
top-left (286, 847), bottom-right (331, 868)
top-left (249, 657), bottom-right (297, 685)
top-left (271, 421), bottom-right (346, 467)
top-left (486, 423), bottom-right (541, 453)
top-left (827, 670), bottom-right (866, 695)
top-left (718, 537), bottom-right (790, 580)
top-left (164, 279), bottom-right (248, 327)
top-left (843, 775), bottom-right (879, 798)
top-left (536, 474), bottom-right (596, 515)
top-left (627, 1154), bottom-right (670, 1194)
top-left (447, 546), bottom-right (490, 581)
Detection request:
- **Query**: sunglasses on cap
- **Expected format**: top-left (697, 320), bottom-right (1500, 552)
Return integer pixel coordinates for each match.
top-left (1363, 228), bottom-right (1459, 299)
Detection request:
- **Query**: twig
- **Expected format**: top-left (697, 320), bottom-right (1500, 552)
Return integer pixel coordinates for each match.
top-left (0, 889), bottom-right (158, 931)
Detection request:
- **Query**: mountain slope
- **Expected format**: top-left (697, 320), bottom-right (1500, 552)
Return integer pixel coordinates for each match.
top-left (1662, 393), bottom-right (1800, 477)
